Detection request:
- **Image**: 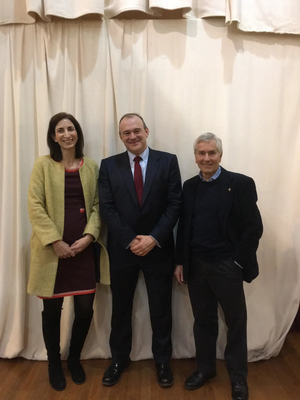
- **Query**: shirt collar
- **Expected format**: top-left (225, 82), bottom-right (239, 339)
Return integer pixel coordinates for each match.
top-left (199, 166), bottom-right (221, 182)
top-left (127, 147), bottom-right (149, 163)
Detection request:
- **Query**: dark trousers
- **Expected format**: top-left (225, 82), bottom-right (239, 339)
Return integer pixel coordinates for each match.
top-left (109, 262), bottom-right (173, 364)
top-left (188, 257), bottom-right (248, 383)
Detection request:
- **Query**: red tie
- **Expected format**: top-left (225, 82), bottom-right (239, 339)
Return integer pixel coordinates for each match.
top-left (134, 156), bottom-right (143, 206)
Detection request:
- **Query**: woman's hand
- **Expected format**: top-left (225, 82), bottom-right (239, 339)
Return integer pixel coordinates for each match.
top-left (52, 240), bottom-right (75, 258)
top-left (70, 234), bottom-right (93, 255)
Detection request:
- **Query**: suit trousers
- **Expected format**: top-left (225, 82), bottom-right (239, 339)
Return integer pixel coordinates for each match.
top-left (188, 256), bottom-right (248, 383)
top-left (109, 261), bottom-right (173, 364)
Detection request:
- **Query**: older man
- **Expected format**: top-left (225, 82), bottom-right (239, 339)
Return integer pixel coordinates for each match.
top-left (175, 133), bottom-right (262, 400)
top-left (99, 113), bottom-right (182, 387)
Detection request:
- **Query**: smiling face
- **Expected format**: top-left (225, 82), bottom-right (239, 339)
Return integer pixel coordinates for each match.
top-left (53, 119), bottom-right (78, 151)
top-left (195, 140), bottom-right (222, 180)
top-left (119, 116), bottom-right (149, 156)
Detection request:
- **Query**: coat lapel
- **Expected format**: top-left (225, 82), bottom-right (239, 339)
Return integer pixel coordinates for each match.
top-left (142, 148), bottom-right (159, 207)
top-left (185, 176), bottom-right (199, 230)
top-left (116, 152), bottom-right (139, 207)
top-left (218, 167), bottom-right (234, 233)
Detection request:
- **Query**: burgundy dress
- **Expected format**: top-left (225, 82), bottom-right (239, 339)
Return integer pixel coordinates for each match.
top-left (50, 165), bottom-right (96, 298)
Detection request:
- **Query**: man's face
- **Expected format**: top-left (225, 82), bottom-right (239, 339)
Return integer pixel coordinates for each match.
top-left (195, 140), bottom-right (222, 180)
top-left (119, 116), bottom-right (149, 156)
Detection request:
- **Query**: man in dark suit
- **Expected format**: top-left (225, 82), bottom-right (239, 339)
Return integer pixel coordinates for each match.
top-left (98, 113), bottom-right (182, 387)
top-left (175, 133), bottom-right (262, 400)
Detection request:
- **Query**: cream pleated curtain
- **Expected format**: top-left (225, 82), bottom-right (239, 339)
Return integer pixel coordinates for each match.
top-left (1, 1), bottom-right (300, 34)
top-left (0, 2), bottom-right (300, 363)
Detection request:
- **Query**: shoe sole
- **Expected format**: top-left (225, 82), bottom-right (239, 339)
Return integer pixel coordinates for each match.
top-left (102, 378), bottom-right (121, 387)
top-left (158, 381), bottom-right (174, 388)
top-left (49, 382), bottom-right (66, 391)
top-left (72, 379), bottom-right (85, 385)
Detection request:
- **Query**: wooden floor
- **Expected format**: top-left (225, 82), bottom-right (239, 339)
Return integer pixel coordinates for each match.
top-left (1, 331), bottom-right (300, 400)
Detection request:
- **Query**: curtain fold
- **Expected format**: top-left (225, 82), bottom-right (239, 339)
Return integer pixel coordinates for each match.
top-left (40, 0), bottom-right (104, 20)
top-left (226, 0), bottom-right (300, 34)
top-left (188, 0), bottom-right (225, 19)
top-left (1, 18), bottom-right (300, 361)
top-left (105, 0), bottom-right (152, 19)
top-left (0, 0), bottom-right (105, 24)
top-left (105, 0), bottom-right (193, 19)
top-left (0, 0), bottom-right (34, 24)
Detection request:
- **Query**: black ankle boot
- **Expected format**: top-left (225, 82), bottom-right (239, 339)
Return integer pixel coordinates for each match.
top-left (42, 310), bottom-right (66, 391)
top-left (67, 358), bottom-right (85, 384)
top-left (48, 362), bottom-right (66, 391)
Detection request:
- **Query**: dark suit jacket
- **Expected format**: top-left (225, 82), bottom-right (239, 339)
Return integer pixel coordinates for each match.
top-left (98, 148), bottom-right (182, 268)
top-left (176, 167), bottom-right (263, 283)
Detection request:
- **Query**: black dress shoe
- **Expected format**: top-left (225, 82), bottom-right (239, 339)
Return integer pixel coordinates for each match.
top-left (102, 360), bottom-right (129, 386)
top-left (231, 381), bottom-right (249, 400)
top-left (184, 370), bottom-right (216, 390)
top-left (156, 363), bottom-right (174, 387)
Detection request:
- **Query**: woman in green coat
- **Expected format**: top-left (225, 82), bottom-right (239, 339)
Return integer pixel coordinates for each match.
top-left (28, 112), bottom-right (109, 391)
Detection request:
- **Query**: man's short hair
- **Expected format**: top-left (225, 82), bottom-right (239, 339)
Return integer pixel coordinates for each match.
top-left (193, 132), bottom-right (223, 154)
top-left (119, 113), bottom-right (148, 134)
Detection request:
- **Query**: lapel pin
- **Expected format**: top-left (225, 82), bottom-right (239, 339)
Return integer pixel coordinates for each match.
top-left (228, 188), bottom-right (231, 191)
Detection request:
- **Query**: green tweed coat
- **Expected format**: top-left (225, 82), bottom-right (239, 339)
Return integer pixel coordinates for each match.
top-left (28, 155), bottom-right (110, 297)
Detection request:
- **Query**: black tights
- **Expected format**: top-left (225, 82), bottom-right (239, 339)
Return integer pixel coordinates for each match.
top-left (43, 292), bottom-right (95, 319)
